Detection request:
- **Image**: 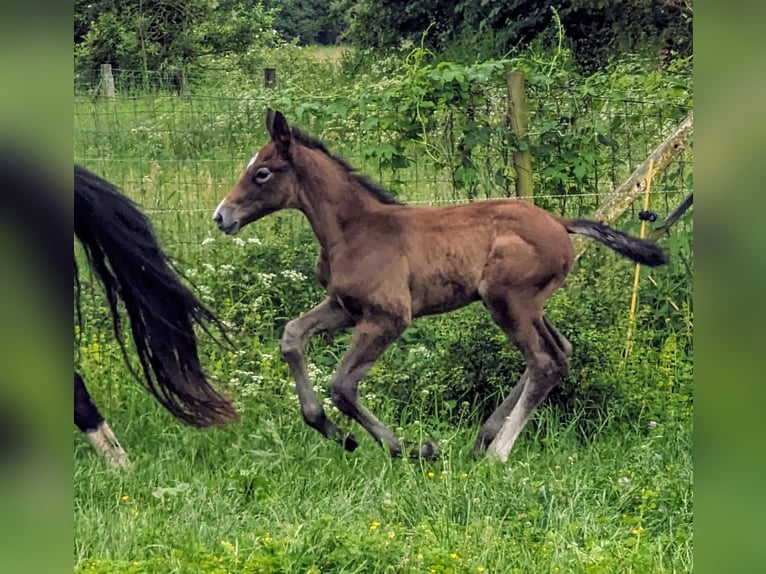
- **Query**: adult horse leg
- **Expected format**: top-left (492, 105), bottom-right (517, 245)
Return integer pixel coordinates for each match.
top-left (74, 372), bottom-right (130, 469)
top-left (280, 298), bottom-right (357, 450)
top-left (472, 316), bottom-right (572, 457)
top-left (328, 316), bottom-right (439, 459)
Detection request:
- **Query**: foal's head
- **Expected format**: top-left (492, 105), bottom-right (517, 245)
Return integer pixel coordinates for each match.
top-left (213, 109), bottom-right (299, 235)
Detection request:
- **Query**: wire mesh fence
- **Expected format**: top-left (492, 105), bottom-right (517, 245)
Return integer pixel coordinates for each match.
top-left (74, 69), bottom-right (692, 262)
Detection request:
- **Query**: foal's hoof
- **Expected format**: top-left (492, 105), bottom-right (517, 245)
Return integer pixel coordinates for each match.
top-left (409, 440), bottom-right (440, 461)
top-left (342, 433), bottom-right (359, 452)
top-left (471, 442), bottom-right (489, 461)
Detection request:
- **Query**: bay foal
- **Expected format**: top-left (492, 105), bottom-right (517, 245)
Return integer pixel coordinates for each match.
top-left (213, 110), bottom-right (666, 462)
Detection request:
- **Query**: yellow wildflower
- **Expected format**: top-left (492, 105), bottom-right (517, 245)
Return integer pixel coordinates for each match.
top-left (370, 520), bottom-right (381, 531)
top-left (427, 471), bottom-right (435, 478)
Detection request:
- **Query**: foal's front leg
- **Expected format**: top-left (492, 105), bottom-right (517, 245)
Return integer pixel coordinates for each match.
top-left (328, 317), bottom-right (439, 460)
top-left (280, 298), bottom-right (356, 450)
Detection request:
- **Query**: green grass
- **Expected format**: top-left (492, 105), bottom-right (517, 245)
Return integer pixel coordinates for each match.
top-left (74, 366), bottom-right (692, 573)
top-left (307, 45), bottom-right (351, 66)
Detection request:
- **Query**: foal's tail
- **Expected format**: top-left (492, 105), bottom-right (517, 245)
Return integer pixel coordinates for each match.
top-left (74, 165), bottom-right (239, 427)
top-left (561, 217), bottom-right (668, 267)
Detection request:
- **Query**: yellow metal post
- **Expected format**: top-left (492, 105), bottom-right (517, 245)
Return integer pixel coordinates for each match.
top-left (625, 159), bottom-right (654, 357)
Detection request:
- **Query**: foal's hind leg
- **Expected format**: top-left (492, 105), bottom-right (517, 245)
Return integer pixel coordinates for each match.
top-left (542, 315), bottom-right (573, 357)
top-left (472, 316), bottom-right (572, 457)
top-left (280, 298), bottom-right (357, 450)
top-left (74, 372), bottom-right (130, 469)
top-left (485, 310), bottom-right (569, 462)
top-left (472, 368), bottom-right (529, 458)
top-left (476, 285), bottom-right (569, 462)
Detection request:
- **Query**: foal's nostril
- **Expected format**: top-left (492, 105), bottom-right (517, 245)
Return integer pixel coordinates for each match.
top-left (213, 212), bottom-right (223, 224)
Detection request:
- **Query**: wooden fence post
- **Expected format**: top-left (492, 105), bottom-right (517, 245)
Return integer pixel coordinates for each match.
top-left (264, 68), bottom-right (276, 89)
top-left (170, 68), bottom-right (190, 97)
top-left (507, 71), bottom-right (533, 202)
top-left (100, 64), bottom-right (116, 99)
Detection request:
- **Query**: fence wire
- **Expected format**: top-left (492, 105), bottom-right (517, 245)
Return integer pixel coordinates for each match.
top-left (75, 73), bottom-right (692, 261)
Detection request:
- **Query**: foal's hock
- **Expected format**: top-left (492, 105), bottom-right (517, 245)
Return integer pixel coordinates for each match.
top-left (213, 109), bottom-right (667, 462)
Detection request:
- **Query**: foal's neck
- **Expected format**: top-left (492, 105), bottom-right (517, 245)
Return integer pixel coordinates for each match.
top-left (295, 147), bottom-right (389, 251)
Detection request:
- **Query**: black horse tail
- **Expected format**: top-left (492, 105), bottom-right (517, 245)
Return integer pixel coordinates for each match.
top-left (74, 165), bottom-right (238, 427)
top-left (562, 218), bottom-right (668, 267)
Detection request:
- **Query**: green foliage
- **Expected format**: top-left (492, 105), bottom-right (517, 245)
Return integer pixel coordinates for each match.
top-left (74, 0), bottom-right (278, 86)
top-left (74, 369), bottom-right (692, 572)
top-left (339, 0), bottom-right (692, 72)
top-left (264, 0), bottom-right (345, 45)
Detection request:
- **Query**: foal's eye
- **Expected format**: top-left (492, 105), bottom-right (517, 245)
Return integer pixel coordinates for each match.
top-left (253, 166), bottom-right (272, 184)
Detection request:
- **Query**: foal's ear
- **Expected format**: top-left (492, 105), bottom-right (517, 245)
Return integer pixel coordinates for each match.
top-left (265, 108), bottom-right (292, 158)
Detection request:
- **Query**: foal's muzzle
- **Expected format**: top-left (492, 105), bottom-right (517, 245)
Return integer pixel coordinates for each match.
top-left (212, 203), bottom-right (240, 235)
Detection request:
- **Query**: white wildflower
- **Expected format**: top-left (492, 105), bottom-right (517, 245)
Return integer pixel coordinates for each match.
top-left (281, 269), bottom-right (307, 282)
top-left (233, 237), bottom-right (246, 247)
top-left (257, 272), bottom-right (276, 287)
top-left (201, 237), bottom-right (215, 246)
top-left (410, 345), bottom-right (432, 358)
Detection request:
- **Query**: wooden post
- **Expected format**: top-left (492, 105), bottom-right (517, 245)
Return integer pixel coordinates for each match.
top-left (507, 71), bottom-right (533, 202)
top-left (264, 68), bottom-right (276, 89)
top-left (100, 64), bottom-right (116, 99)
top-left (170, 68), bottom-right (190, 97)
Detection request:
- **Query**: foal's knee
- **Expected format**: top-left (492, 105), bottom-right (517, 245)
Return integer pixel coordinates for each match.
top-left (526, 356), bottom-right (567, 405)
top-left (540, 355), bottom-right (567, 384)
top-left (280, 320), bottom-right (303, 357)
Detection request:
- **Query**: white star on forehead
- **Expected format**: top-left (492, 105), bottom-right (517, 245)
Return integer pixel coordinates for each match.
top-left (246, 153), bottom-right (259, 169)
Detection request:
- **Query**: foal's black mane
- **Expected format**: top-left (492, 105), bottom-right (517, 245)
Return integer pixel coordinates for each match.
top-left (291, 127), bottom-right (403, 206)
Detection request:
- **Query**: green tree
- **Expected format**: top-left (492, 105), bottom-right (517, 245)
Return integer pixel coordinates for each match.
top-left (74, 0), bottom-right (277, 83)
top-left (338, 0), bottom-right (692, 71)
top-left (265, 0), bottom-right (344, 45)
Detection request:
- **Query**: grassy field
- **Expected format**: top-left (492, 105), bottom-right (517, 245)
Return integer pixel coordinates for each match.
top-left (74, 59), bottom-right (692, 571)
top-left (74, 362), bottom-right (692, 573)
top-left (74, 223), bottom-right (693, 573)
